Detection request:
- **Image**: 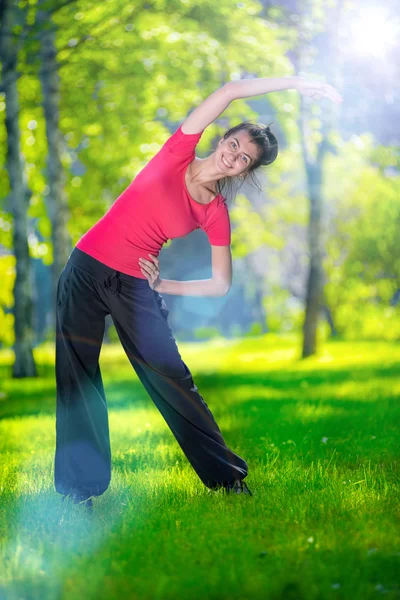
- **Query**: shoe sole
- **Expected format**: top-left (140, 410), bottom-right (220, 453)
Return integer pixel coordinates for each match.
top-left (219, 480), bottom-right (253, 496)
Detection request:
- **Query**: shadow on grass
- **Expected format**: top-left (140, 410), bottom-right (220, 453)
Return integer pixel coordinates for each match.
top-left (0, 360), bottom-right (398, 421)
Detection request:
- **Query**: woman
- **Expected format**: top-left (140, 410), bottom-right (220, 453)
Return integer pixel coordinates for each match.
top-left (55, 75), bottom-right (342, 511)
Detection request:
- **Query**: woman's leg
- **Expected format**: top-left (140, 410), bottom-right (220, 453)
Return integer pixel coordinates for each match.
top-left (109, 284), bottom-right (248, 490)
top-left (54, 258), bottom-right (111, 499)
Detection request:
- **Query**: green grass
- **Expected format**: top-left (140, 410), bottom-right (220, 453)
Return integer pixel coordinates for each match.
top-left (0, 334), bottom-right (399, 599)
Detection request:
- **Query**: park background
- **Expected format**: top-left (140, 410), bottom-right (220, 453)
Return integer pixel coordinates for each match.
top-left (0, 0), bottom-right (399, 599)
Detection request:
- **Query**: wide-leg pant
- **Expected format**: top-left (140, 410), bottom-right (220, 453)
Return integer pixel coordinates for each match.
top-left (54, 247), bottom-right (248, 498)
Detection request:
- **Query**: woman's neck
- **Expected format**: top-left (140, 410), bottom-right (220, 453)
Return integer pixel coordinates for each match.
top-left (188, 155), bottom-right (225, 190)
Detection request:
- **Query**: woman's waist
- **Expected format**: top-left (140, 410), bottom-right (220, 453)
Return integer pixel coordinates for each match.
top-left (70, 245), bottom-right (152, 284)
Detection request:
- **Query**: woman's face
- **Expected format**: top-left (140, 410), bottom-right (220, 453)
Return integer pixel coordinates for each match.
top-left (216, 130), bottom-right (259, 177)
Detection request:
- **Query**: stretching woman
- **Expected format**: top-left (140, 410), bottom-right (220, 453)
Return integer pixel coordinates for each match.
top-left (55, 75), bottom-right (342, 511)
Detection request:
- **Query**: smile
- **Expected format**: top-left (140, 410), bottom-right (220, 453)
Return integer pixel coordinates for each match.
top-left (221, 154), bottom-right (233, 168)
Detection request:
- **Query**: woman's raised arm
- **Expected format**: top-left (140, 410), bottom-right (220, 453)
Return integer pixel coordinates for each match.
top-left (181, 84), bottom-right (233, 135)
top-left (227, 76), bottom-right (342, 103)
top-left (181, 75), bottom-right (342, 135)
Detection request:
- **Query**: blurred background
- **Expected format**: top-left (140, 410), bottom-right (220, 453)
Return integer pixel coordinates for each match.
top-left (0, 0), bottom-right (399, 378)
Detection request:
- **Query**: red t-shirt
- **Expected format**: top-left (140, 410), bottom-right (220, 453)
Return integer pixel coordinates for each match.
top-left (75, 124), bottom-right (231, 279)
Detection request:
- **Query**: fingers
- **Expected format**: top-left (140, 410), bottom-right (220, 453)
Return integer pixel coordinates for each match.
top-left (326, 83), bottom-right (343, 103)
top-left (139, 262), bottom-right (155, 276)
top-left (139, 258), bottom-right (151, 268)
top-left (138, 259), bottom-right (151, 277)
top-left (139, 265), bottom-right (158, 282)
top-left (320, 83), bottom-right (343, 104)
top-left (311, 89), bottom-right (342, 104)
top-left (321, 84), bottom-right (342, 104)
top-left (140, 254), bottom-right (159, 267)
top-left (138, 254), bottom-right (160, 281)
top-left (303, 80), bottom-right (343, 104)
top-left (139, 258), bottom-right (159, 271)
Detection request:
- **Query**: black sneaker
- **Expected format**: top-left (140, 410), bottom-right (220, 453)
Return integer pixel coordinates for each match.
top-left (62, 492), bottom-right (93, 513)
top-left (223, 479), bottom-right (253, 496)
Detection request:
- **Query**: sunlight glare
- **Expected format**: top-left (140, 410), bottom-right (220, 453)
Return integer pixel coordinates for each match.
top-left (347, 7), bottom-right (399, 59)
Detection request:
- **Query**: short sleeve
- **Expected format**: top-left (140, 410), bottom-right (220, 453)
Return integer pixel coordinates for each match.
top-left (200, 200), bottom-right (231, 246)
top-left (162, 124), bottom-right (204, 161)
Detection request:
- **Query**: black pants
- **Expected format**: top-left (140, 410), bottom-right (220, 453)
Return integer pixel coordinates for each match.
top-left (54, 247), bottom-right (248, 497)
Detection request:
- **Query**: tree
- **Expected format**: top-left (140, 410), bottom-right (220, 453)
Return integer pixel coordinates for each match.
top-left (289, 0), bottom-right (344, 357)
top-left (37, 2), bottom-right (72, 328)
top-left (0, 0), bottom-right (37, 377)
top-left (1, 0), bottom-right (291, 348)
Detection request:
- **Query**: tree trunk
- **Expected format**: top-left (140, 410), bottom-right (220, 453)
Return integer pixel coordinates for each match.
top-left (296, 0), bottom-right (344, 358)
top-left (302, 163), bottom-right (324, 357)
top-left (253, 286), bottom-right (268, 333)
top-left (37, 6), bottom-right (71, 332)
top-left (0, 0), bottom-right (37, 377)
top-left (322, 304), bottom-right (338, 337)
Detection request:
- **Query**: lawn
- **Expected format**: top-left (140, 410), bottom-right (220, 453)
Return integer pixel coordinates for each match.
top-left (0, 334), bottom-right (399, 599)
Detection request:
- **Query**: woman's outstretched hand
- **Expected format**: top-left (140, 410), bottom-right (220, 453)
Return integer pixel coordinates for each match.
top-left (138, 254), bottom-right (162, 291)
top-left (294, 77), bottom-right (343, 104)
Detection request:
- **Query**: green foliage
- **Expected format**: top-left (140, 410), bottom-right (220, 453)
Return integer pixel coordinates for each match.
top-left (50, 0), bottom-right (291, 246)
top-left (0, 256), bottom-right (15, 347)
top-left (107, 324), bottom-right (119, 344)
top-left (0, 0), bottom-right (398, 350)
top-left (323, 135), bottom-right (400, 340)
top-left (244, 322), bottom-right (263, 336)
top-left (263, 286), bottom-right (304, 334)
top-left (0, 211), bottom-right (13, 253)
top-left (193, 326), bottom-right (220, 340)
top-left (1, 0), bottom-right (291, 249)
top-left (231, 193), bottom-right (288, 257)
top-left (328, 285), bottom-right (400, 341)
